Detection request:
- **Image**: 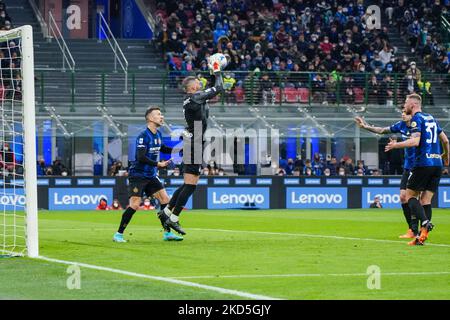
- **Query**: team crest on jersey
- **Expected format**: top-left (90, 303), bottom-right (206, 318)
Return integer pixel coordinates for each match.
top-left (139, 138), bottom-right (144, 144)
top-left (411, 121), bottom-right (417, 128)
top-left (133, 187), bottom-right (138, 193)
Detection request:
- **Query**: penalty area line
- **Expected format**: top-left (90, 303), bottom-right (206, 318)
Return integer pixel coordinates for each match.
top-left (36, 255), bottom-right (280, 300)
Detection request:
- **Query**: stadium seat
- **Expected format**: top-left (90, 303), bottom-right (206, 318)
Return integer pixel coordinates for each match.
top-left (297, 88), bottom-right (310, 103)
top-left (354, 88), bottom-right (365, 104)
top-left (273, 87), bottom-right (282, 103)
top-left (172, 56), bottom-right (182, 70)
top-left (234, 87), bottom-right (245, 103)
top-left (284, 87), bottom-right (298, 103)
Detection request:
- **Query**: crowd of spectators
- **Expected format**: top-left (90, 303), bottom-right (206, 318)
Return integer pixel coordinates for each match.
top-left (274, 152), bottom-right (382, 176)
top-left (37, 158), bottom-right (71, 176)
top-left (380, 0), bottom-right (449, 67)
top-left (0, 143), bottom-right (17, 177)
top-left (153, 0), bottom-right (440, 105)
top-left (0, 1), bottom-right (20, 101)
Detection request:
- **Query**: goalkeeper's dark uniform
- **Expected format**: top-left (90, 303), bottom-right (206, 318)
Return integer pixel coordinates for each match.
top-left (182, 74), bottom-right (224, 175)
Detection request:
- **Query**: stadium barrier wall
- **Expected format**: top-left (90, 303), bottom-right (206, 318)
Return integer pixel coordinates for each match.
top-left (2, 176), bottom-right (450, 211)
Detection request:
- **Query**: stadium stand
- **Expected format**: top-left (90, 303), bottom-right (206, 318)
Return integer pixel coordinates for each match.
top-left (5, 0), bottom-right (450, 176)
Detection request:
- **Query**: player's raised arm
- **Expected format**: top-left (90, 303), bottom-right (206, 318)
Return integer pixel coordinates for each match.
top-left (354, 116), bottom-right (390, 134)
top-left (191, 73), bottom-right (224, 105)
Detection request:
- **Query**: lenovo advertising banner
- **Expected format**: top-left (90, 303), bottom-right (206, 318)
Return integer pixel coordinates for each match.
top-left (286, 187), bottom-right (348, 209)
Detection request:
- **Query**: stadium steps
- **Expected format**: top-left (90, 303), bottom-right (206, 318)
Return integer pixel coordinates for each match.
top-left (384, 18), bottom-right (449, 109)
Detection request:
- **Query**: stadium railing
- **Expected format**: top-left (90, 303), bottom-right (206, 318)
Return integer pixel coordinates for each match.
top-left (33, 70), bottom-right (450, 112)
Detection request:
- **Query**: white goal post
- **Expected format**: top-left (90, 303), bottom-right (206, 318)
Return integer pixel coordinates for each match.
top-left (0, 25), bottom-right (38, 258)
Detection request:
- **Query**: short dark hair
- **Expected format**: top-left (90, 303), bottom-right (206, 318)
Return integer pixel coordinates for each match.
top-left (145, 106), bottom-right (160, 120)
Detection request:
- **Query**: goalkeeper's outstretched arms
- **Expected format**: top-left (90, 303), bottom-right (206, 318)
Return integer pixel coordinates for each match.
top-left (191, 73), bottom-right (224, 105)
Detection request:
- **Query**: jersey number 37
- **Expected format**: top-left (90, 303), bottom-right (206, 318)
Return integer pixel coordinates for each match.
top-left (425, 122), bottom-right (438, 144)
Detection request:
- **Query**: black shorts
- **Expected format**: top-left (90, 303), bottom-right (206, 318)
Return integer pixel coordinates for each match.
top-left (128, 176), bottom-right (164, 198)
top-left (406, 166), bottom-right (442, 193)
top-left (183, 163), bottom-right (202, 176)
top-left (400, 169), bottom-right (411, 190)
top-left (182, 135), bottom-right (203, 176)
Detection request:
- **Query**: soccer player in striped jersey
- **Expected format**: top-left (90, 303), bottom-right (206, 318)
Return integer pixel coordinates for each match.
top-left (355, 109), bottom-right (417, 238)
top-left (113, 106), bottom-right (183, 242)
top-left (385, 94), bottom-right (450, 245)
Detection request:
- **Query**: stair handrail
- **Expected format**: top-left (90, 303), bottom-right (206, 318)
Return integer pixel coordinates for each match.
top-left (28, 0), bottom-right (48, 38)
top-left (47, 11), bottom-right (76, 72)
top-left (97, 11), bottom-right (129, 93)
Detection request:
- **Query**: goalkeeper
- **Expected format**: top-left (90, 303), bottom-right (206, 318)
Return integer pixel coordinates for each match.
top-left (157, 54), bottom-right (225, 235)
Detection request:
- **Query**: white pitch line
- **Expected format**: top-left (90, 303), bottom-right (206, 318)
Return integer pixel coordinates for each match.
top-left (173, 271), bottom-right (450, 280)
top-left (36, 255), bottom-right (280, 300)
top-left (190, 228), bottom-right (450, 248)
top-left (39, 226), bottom-right (450, 248)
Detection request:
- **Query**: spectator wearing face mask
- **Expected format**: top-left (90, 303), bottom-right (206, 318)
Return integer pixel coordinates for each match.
top-left (276, 167), bottom-right (286, 176)
top-left (406, 61), bottom-right (421, 81)
top-left (325, 156), bottom-right (338, 176)
top-left (96, 198), bottom-right (109, 210)
top-left (171, 167), bottom-right (181, 176)
top-left (140, 198), bottom-right (155, 210)
top-left (370, 53), bottom-right (385, 71)
top-left (109, 199), bottom-right (123, 211)
top-left (311, 153), bottom-right (324, 176)
top-left (370, 196), bottom-right (383, 208)
top-left (284, 158), bottom-right (295, 175)
top-left (166, 32), bottom-right (182, 54)
top-left (407, 19), bottom-right (421, 53)
top-left (0, 10), bottom-right (10, 28)
top-left (223, 72), bottom-right (236, 104)
top-left (37, 159), bottom-right (46, 176)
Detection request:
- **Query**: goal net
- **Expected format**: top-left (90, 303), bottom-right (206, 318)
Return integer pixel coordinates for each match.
top-left (0, 26), bottom-right (38, 257)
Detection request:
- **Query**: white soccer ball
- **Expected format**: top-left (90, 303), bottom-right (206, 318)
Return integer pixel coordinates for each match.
top-left (208, 53), bottom-right (229, 70)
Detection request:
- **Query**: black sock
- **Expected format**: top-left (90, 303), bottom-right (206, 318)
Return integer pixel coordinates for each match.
top-left (118, 207), bottom-right (136, 233)
top-left (410, 213), bottom-right (419, 235)
top-left (168, 184), bottom-right (186, 210)
top-left (172, 184), bottom-right (197, 216)
top-left (401, 203), bottom-right (412, 228)
top-left (160, 203), bottom-right (168, 211)
top-left (408, 198), bottom-right (428, 227)
top-left (423, 204), bottom-right (432, 221)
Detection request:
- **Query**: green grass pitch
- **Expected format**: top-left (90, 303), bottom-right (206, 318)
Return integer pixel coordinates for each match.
top-left (1, 209), bottom-right (449, 300)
